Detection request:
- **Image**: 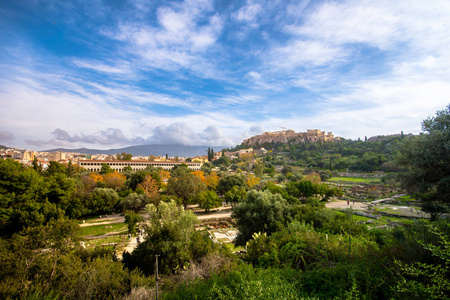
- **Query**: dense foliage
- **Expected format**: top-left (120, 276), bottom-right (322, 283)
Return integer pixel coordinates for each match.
top-left (396, 104), bottom-right (450, 220)
top-left (1, 105), bottom-right (450, 299)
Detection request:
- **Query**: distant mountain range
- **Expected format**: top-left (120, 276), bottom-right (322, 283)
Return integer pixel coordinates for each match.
top-left (44, 144), bottom-right (231, 157)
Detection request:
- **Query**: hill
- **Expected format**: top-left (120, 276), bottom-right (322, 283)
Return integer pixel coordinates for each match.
top-left (44, 144), bottom-right (230, 157)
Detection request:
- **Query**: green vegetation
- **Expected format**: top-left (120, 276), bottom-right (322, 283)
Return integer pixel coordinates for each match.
top-left (0, 105), bottom-right (449, 299)
top-left (396, 104), bottom-right (450, 220)
top-left (327, 176), bottom-right (382, 184)
top-left (81, 222), bottom-right (127, 237)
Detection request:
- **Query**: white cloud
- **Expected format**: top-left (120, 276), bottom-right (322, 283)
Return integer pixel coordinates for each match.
top-left (289, 1), bottom-right (403, 50)
top-left (72, 59), bottom-right (131, 74)
top-left (198, 125), bottom-right (234, 145)
top-left (271, 40), bottom-right (345, 69)
top-left (249, 125), bottom-right (264, 135)
top-left (233, 0), bottom-right (262, 24)
top-left (107, 0), bottom-right (223, 73)
top-left (147, 123), bottom-right (234, 146)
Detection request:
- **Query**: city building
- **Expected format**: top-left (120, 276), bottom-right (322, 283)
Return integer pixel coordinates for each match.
top-left (78, 160), bottom-right (202, 172)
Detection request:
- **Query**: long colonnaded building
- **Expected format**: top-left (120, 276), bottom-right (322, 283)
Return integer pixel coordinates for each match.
top-left (78, 160), bottom-right (202, 172)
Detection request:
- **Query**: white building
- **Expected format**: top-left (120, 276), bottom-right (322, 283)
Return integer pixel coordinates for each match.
top-left (78, 160), bottom-right (202, 172)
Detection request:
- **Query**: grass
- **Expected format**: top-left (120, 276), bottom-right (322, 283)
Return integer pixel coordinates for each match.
top-left (79, 218), bottom-right (121, 225)
top-left (81, 222), bottom-right (128, 237)
top-left (396, 195), bottom-right (417, 202)
top-left (327, 177), bottom-right (382, 184)
top-left (84, 235), bottom-right (126, 247)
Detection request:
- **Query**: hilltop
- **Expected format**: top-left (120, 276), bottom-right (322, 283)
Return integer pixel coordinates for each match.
top-left (242, 129), bottom-right (339, 146)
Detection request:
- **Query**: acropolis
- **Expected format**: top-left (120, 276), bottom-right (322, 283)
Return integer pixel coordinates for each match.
top-left (243, 129), bottom-right (339, 146)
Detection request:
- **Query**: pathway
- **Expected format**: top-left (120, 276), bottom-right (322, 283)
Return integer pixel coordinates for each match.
top-left (325, 200), bottom-right (368, 211)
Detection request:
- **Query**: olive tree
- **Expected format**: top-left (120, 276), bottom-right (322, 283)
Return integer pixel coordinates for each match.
top-left (397, 105), bottom-right (450, 220)
top-left (232, 190), bottom-right (291, 246)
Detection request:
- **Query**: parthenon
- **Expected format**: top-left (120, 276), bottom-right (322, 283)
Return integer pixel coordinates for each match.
top-left (243, 129), bottom-right (339, 146)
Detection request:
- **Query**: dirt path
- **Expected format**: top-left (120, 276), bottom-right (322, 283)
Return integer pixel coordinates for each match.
top-left (325, 200), bottom-right (368, 211)
top-left (197, 210), bottom-right (232, 220)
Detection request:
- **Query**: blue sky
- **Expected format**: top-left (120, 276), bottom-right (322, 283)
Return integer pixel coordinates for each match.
top-left (1, 0), bottom-right (449, 150)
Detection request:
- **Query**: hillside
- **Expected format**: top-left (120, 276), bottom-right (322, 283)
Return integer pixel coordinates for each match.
top-left (44, 144), bottom-right (230, 157)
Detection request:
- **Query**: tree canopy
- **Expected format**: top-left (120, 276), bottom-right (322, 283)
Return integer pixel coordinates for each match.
top-left (232, 190), bottom-right (291, 246)
top-left (397, 105), bottom-right (450, 220)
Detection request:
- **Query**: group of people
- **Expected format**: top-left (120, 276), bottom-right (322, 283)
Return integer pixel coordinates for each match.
top-left (127, 228), bottom-right (144, 244)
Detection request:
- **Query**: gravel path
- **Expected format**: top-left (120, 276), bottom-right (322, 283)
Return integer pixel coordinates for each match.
top-left (325, 200), bottom-right (369, 211)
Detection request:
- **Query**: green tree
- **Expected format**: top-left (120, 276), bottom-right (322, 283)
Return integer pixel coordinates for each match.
top-left (45, 161), bottom-right (66, 176)
top-left (0, 159), bottom-right (66, 236)
top-left (232, 190), bottom-right (291, 246)
top-left (253, 161), bottom-right (264, 177)
top-left (212, 155), bottom-right (230, 167)
top-left (397, 105), bottom-right (450, 220)
top-left (116, 152), bottom-right (132, 160)
top-left (124, 211), bottom-right (143, 234)
top-left (217, 174), bottom-right (246, 196)
top-left (119, 193), bottom-right (148, 212)
top-left (89, 188), bottom-right (119, 214)
top-left (32, 156), bottom-right (42, 173)
top-left (281, 165), bottom-right (293, 176)
top-left (195, 190), bottom-right (222, 212)
top-left (0, 219), bottom-right (140, 299)
top-left (99, 163), bottom-right (112, 175)
top-left (225, 185), bottom-right (247, 206)
top-left (66, 160), bottom-right (76, 177)
top-left (124, 200), bottom-right (212, 275)
top-left (394, 224), bottom-right (450, 299)
top-left (167, 169), bottom-right (205, 209)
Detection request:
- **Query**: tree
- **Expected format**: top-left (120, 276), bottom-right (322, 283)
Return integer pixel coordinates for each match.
top-left (397, 105), bottom-right (450, 220)
top-left (195, 190), bottom-right (222, 212)
top-left (66, 160), bottom-right (76, 177)
top-left (192, 170), bottom-right (207, 184)
top-left (116, 152), bottom-right (132, 160)
top-left (99, 163), bottom-right (112, 175)
top-left (137, 174), bottom-right (159, 199)
top-left (217, 175), bottom-right (245, 196)
top-left (246, 174), bottom-right (260, 189)
top-left (394, 224), bottom-right (450, 299)
top-left (205, 171), bottom-right (219, 190)
top-left (0, 219), bottom-right (139, 299)
top-left (102, 172), bottom-right (126, 191)
top-left (166, 169), bottom-right (205, 209)
top-left (89, 188), bottom-right (119, 214)
top-left (253, 162), bottom-right (264, 177)
top-left (45, 161), bottom-right (66, 176)
top-left (225, 185), bottom-right (246, 206)
top-left (124, 200), bottom-right (208, 275)
top-left (232, 190), bottom-right (291, 246)
top-left (212, 156), bottom-right (230, 167)
top-left (0, 159), bottom-right (65, 236)
top-left (32, 156), bottom-right (42, 173)
top-left (119, 193), bottom-right (148, 212)
top-left (281, 165), bottom-right (293, 176)
top-left (201, 162), bottom-right (212, 174)
top-left (124, 211), bottom-right (143, 234)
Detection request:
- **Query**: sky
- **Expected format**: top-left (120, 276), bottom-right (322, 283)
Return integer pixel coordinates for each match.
top-left (1, 0), bottom-right (450, 150)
